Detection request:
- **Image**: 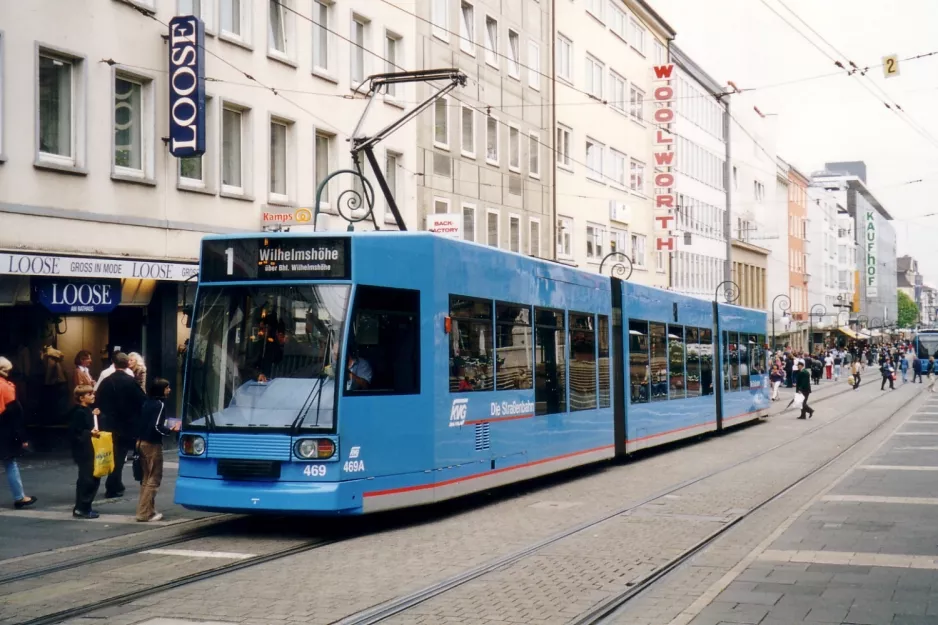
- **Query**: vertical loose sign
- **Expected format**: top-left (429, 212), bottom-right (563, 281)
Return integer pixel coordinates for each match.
top-left (168, 15), bottom-right (206, 157)
top-left (652, 64), bottom-right (677, 253)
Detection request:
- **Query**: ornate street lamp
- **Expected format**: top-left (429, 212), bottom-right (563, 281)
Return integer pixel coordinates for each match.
top-left (771, 294), bottom-right (792, 352)
top-left (715, 280), bottom-right (740, 304)
top-left (598, 251), bottom-right (634, 280)
top-left (809, 304), bottom-right (827, 355)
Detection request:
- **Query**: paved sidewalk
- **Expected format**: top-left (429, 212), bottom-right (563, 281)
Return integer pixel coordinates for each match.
top-left (686, 387), bottom-right (938, 625)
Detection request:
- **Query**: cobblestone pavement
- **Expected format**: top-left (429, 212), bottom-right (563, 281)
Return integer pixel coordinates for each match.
top-left (0, 375), bottom-right (913, 625)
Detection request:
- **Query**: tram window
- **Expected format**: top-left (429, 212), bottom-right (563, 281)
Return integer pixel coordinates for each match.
top-left (598, 315), bottom-right (611, 408)
top-left (569, 313), bottom-right (597, 412)
top-left (729, 332), bottom-right (740, 392)
top-left (685, 327), bottom-right (700, 398)
top-left (495, 302), bottom-right (533, 390)
top-left (535, 308), bottom-right (566, 415)
top-left (700, 328), bottom-right (713, 396)
top-left (628, 320), bottom-right (649, 404)
top-left (722, 331), bottom-right (730, 392)
top-left (668, 325), bottom-right (685, 400)
top-left (450, 295), bottom-right (494, 392)
top-left (754, 335), bottom-right (766, 375)
top-left (346, 286), bottom-right (420, 395)
top-left (649, 322), bottom-right (668, 402)
top-left (739, 335), bottom-right (750, 389)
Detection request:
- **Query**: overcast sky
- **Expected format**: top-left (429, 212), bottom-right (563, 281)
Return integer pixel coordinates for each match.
top-left (655, 0), bottom-right (938, 284)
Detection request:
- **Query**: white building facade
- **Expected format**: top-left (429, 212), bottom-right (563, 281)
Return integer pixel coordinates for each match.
top-left (550, 0), bottom-right (674, 286)
top-left (670, 45), bottom-right (728, 300)
top-left (805, 186), bottom-right (840, 332)
top-left (0, 0), bottom-right (417, 418)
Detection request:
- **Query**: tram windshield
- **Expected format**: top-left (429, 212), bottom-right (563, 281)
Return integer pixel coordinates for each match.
top-left (183, 284), bottom-right (350, 431)
top-left (917, 332), bottom-right (938, 359)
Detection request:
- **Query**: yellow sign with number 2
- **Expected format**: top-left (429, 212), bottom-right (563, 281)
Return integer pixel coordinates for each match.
top-left (883, 55), bottom-right (900, 79)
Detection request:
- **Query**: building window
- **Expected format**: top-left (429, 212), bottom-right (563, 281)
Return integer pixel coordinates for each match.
top-left (585, 55), bottom-right (604, 99)
top-left (609, 3), bottom-right (626, 40)
top-left (314, 130), bottom-right (333, 206)
top-left (484, 16), bottom-right (498, 67)
top-left (268, 0), bottom-right (292, 59)
top-left (312, 0), bottom-right (333, 74)
top-left (585, 138), bottom-right (603, 181)
top-left (487, 209), bottom-right (500, 247)
top-left (529, 218), bottom-right (541, 257)
top-left (507, 29), bottom-right (521, 78)
top-left (529, 132), bottom-right (540, 178)
top-left (629, 17), bottom-right (646, 54)
top-left (269, 118), bottom-right (290, 201)
top-left (609, 72), bottom-right (626, 113)
top-left (384, 32), bottom-right (401, 97)
top-left (178, 0), bottom-right (214, 32)
top-left (434, 96), bottom-right (449, 149)
top-left (528, 41), bottom-right (540, 89)
top-left (459, 1), bottom-right (475, 53)
top-left (463, 203), bottom-right (476, 242)
top-left (350, 15), bottom-right (368, 85)
top-left (610, 229), bottom-right (627, 255)
top-left (38, 50), bottom-right (82, 168)
top-left (654, 40), bottom-right (667, 65)
top-left (113, 73), bottom-right (153, 178)
top-left (610, 149), bottom-right (626, 186)
top-left (433, 197), bottom-right (450, 214)
top-left (486, 115), bottom-right (499, 165)
top-left (556, 34), bottom-right (572, 81)
top-left (508, 126), bottom-right (520, 172)
top-left (509, 215), bottom-right (521, 252)
top-left (221, 105), bottom-right (246, 193)
top-left (461, 105), bottom-right (475, 157)
top-left (431, 0), bottom-right (448, 41)
top-left (630, 159), bottom-right (645, 193)
top-left (631, 233), bottom-right (646, 267)
top-left (556, 124), bottom-right (572, 169)
top-left (557, 216), bottom-right (573, 258)
top-left (586, 224), bottom-right (605, 260)
top-left (630, 85), bottom-right (644, 121)
top-left (586, 0), bottom-right (604, 21)
top-left (384, 151), bottom-right (399, 220)
top-left (220, 0), bottom-right (249, 41)
top-left (657, 251), bottom-right (666, 273)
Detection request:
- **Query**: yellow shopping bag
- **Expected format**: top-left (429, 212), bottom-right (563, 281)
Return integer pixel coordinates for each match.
top-left (92, 431), bottom-right (115, 478)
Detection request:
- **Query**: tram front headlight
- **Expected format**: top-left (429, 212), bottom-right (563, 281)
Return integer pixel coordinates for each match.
top-left (181, 435), bottom-right (206, 456)
top-left (294, 439), bottom-right (336, 459)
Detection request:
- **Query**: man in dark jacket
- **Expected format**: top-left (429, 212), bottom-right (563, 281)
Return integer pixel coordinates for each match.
top-left (68, 385), bottom-right (102, 518)
top-left (784, 353), bottom-right (794, 388)
top-left (95, 352), bottom-right (145, 498)
top-left (795, 362), bottom-right (814, 420)
top-left (913, 357), bottom-right (924, 383)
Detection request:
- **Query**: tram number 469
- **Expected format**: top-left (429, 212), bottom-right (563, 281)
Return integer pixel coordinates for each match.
top-left (303, 465), bottom-right (327, 477)
top-left (343, 460), bottom-right (366, 473)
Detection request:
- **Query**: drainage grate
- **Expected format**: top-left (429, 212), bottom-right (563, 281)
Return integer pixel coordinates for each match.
top-left (474, 422), bottom-right (491, 451)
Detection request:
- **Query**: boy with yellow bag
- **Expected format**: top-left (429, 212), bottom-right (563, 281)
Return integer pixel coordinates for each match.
top-left (68, 385), bottom-right (113, 519)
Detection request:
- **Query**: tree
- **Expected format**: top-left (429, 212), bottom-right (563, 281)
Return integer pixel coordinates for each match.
top-left (897, 290), bottom-right (919, 328)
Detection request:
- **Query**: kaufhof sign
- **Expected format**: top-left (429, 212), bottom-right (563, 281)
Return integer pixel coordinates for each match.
top-left (260, 207), bottom-right (314, 228)
top-left (865, 209), bottom-right (878, 298)
top-left (426, 214), bottom-right (463, 239)
top-left (652, 64), bottom-right (677, 253)
top-left (1, 252), bottom-right (198, 281)
top-left (168, 15), bottom-right (206, 158)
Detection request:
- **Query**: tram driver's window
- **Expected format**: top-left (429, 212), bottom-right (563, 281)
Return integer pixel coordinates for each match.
top-left (345, 286), bottom-right (420, 395)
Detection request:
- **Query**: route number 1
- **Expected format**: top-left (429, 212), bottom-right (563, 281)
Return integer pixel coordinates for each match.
top-left (224, 247), bottom-right (234, 275)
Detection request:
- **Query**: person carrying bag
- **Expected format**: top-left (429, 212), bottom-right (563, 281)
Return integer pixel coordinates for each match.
top-left (68, 385), bottom-right (106, 518)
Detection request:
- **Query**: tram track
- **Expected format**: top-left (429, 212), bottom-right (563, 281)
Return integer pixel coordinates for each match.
top-left (333, 379), bottom-right (919, 625)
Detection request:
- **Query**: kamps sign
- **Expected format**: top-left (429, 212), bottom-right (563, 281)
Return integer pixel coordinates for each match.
top-left (168, 15), bottom-right (206, 158)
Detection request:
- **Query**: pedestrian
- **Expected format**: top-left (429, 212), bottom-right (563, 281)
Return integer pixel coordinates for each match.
top-left (127, 353), bottom-right (147, 394)
top-left (811, 356), bottom-right (823, 386)
top-left (95, 352), bottom-right (146, 499)
top-left (833, 351), bottom-right (843, 381)
top-left (928, 357), bottom-right (937, 393)
top-left (73, 350), bottom-right (95, 390)
top-left (881, 358), bottom-right (896, 391)
top-left (784, 354), bottom-right (794, 388)
top-left (135, 378), bottom-right (176, 523)
top-left (900, 354), bottom-right (909, 383)
top-left (0, 357), bottom-right (37, 509)
top-left (851, 359), bottom-right (862, 391)
top-left (795, 362), bottom-right (814, 419)
top-left (67, 385), bottom-right (102, 519)
top-left (824, 352), bottom-right (834, 380)
top-left (769, 364), bottom-right (784, 401)
top-left (913, 356), bottom-right (924, 384)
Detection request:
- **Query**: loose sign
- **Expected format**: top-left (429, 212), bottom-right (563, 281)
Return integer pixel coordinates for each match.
top-left (168, 15), bottom-right (206, 157)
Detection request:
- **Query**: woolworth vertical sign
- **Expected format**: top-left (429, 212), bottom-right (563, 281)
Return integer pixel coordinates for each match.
top-left (652, 64), bottom-right (677, 253)
top-left (168, 15), bottom-right (206, 157)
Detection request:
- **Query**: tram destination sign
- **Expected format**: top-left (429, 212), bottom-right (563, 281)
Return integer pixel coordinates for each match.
top-left (201, 238), bottom-right (351, 282)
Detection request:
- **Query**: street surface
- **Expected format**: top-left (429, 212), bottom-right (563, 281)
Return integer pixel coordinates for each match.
top-left (1, 374), bottom-right (934, 625)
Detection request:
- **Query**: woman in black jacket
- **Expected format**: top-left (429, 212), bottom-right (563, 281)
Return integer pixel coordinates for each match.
top-left (68, 385), bottom-right (102, 519)
top-left (135, 378), bottom-right (176, 522)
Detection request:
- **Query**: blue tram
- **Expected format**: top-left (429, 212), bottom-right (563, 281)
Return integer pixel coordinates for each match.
top-left (174, 232), bottom-right (769, 514)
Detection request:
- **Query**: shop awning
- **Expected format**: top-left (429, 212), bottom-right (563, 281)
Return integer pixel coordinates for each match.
top-left (836, 326), bottom-right (861, 339)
